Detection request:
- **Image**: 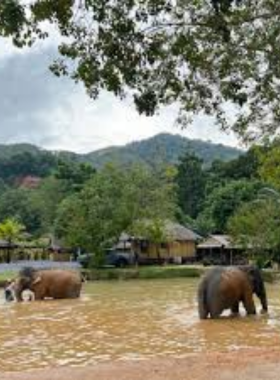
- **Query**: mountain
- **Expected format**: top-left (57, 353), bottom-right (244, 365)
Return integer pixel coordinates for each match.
top-left (0, 143), bottom-right (42, 159)
top-left (81, 133), bottom-right (242, 168)
top-left (0, 134), bottom-right (242, 181)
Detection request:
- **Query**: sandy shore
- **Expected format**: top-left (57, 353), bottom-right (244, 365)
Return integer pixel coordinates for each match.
top-left (1, 349), bottom-right (280, 380)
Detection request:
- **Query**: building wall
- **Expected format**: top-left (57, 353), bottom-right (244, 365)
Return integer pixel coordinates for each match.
top-left (134, 240), bottom-right (196, 260)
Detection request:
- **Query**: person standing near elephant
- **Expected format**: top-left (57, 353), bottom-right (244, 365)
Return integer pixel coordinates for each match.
top-left (198, 265), bottom-right (268, 319)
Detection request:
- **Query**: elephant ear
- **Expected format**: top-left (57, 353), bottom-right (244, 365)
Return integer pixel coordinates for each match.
top-left (241, 265), bottom-right (262, 293)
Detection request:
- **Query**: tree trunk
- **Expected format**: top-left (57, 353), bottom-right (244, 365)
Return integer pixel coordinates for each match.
top-left (156, 244), bottom-right (162, 265)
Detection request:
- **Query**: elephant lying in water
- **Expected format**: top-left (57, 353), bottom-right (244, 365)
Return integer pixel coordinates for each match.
top-left (4, 267), bottom-right (83, 302)
top-left (198, 265), bottom-right (268, 319)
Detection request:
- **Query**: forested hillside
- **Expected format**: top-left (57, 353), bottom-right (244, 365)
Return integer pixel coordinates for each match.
top-left (0, 135), bottom-right (279, 267)
top-left (83, 133), bottom-right (242, 168)
top-left (0, 134), bottom-right (241, 183)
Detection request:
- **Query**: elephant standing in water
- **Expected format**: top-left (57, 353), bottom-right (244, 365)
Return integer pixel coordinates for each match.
top-left (4, 267), bottom-right (83, 302)
top-left (198, 265), bottom-right (268, 319)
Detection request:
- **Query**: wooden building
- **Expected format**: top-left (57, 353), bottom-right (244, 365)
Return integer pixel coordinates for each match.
top-left (196, 235), bottom-right (248, 265)
top-left (127, 221), bottom-right (201, 264)
top-left (0, 240), bottom-right (18, 263)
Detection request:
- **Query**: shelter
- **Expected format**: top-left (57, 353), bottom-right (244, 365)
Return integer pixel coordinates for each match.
top-left (196, 235), bottom-right (248, 265)
top-left (122, 221), bottom-right (201, 264)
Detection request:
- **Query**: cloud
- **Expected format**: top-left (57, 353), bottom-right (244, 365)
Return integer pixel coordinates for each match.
top-left (0, 40), bottom-right (242, 153)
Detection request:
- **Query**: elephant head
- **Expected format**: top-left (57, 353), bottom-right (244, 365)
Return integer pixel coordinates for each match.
top-left (5, 267), bottom-right (39, 302)
top-left (239, 265), bottom-right (268, 313)
top-left (4, 279), bottom-right (16, 302)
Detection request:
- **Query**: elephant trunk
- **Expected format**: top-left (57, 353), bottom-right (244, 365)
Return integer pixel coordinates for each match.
top-left (252, 269), bottom-right (268, 312)
top-left (257, 286), bottom-right (268, 313)
top-left (239, 265), bottom-right (268, 313)
top-left (14, 287), bottom-right (24, 302)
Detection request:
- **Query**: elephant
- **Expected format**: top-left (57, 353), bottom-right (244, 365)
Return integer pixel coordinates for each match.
top-left (4, 267), bottom-right (83, 302)
top-left (198, 265), bottom-right (268, 319)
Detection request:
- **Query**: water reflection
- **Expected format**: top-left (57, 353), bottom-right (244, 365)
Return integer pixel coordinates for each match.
top-left (0, 279), bottom-right (279, 371)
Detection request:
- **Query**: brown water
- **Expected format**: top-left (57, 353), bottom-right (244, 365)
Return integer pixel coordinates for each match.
top-left (0, 279), bottom-right (280, 372)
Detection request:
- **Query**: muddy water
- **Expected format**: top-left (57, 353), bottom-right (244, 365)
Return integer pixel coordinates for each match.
top-left (0, 279), bottom-right (279, 372)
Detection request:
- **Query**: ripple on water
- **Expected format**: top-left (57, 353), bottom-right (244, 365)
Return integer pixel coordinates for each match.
top-left (0, 279), bottom-right (280, 372)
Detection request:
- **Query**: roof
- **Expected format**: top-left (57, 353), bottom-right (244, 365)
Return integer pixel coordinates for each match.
top-left (0, 240), bottom-right (18, 248)
top-left (164, 221), bottom-right (201, 241)
top-left (197, 235), bottom-right (234, 249)
top-left (119, 221), bottom-right (201, 243)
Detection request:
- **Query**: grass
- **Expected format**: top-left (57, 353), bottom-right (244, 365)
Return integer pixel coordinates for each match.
top-left (0, 270), bottom-right (17, 288)
top-left (81, 265), bottom-right (205, 281)
top-left (0, 271), bottom-right (17, 282)
top-left (0, 265), bottom-right (278, 285)
top-left (81, 265), bottom-right (280, 282)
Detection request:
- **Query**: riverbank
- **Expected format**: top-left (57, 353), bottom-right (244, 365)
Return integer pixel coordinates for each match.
top-left (81, 265), bottom-right (203, 281)
top-left (1, 349), bottom-right (280, 380)
top-left (0, 264), bottom-right (278, 284)
top-left (81, 265), bottom-right (279, 282)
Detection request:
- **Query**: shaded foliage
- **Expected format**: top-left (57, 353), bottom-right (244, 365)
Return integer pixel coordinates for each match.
top-left (0, 188), bottom-right (42, 234)
top-left (198, 179), bottom-right (262, 233)
top-left (176, 152), bottom-right (206, 219)
top-left (55, 164), bottom-right (177, 255)
top-left (228, 198), bottom-right (280, 264)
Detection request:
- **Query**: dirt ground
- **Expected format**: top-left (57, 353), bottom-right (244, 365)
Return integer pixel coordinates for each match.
top-left (1, 349), bottom-right (280, 380)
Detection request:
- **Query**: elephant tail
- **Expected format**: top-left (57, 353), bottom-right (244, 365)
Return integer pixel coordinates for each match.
top-left (198, 278), bottom-right (209, 319)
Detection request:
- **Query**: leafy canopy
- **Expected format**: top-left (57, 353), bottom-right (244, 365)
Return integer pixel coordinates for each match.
top-left (176, 152), bottom-right (206, 219)
top-left (228, 195), bottom-right (280, 263)
top-left (1, 1), bottom-right (280, 141)
top-left (197, 179), bottom-right (262, 233)
top-left (0, 217), bottom-right (25, 243)
top-left (55, 164), bottom-right (177, 254)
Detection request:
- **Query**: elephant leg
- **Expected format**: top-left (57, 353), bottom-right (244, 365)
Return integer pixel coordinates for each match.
top-left (209, 300), bottom-right (223, 319)
top-left (209, 308), bottom-right (222, 319)
top-left (198, 282), bottom-right (209, 319)
top-left (242, 292), bottom-right (256, 315)
top-left (199, 303), bottom-right (209, 319)
top-left (34, 293), bottom-right (44, 301)
top-left (230, 301), bottom-right (240, 316)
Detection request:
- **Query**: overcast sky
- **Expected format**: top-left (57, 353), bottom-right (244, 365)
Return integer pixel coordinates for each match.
top-left (0, 36), bottom-right (241, 153)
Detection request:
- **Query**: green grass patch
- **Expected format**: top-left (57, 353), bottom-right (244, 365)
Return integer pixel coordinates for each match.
top-left (0, 271), bottom-right (16, 282)
top-left (0, 271), bottom-right (17, 287)
top-left (81, 265), bottom-right (279, 282)
top-left (82, 265), bottom-right (204, 281)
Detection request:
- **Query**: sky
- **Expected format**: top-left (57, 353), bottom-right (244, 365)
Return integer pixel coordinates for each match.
top-left (0, 35), bottom-right (242, 154)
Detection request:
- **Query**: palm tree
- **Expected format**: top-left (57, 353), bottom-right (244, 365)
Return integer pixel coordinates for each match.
top-left (0, 218), bottom-right (25, 263)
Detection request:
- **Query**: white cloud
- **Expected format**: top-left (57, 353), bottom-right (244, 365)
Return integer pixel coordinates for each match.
top-left (0, 37), bottom-right (242, 153)
top-left (41, 89), bottom-right (241, 153)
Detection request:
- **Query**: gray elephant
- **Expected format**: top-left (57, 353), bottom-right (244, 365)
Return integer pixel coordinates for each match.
top-left (198, 265), bottom-right (268, 319)
top-left (4, 267), bottom-right (83, 302)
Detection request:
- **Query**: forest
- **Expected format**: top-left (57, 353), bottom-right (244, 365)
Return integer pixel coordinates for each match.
top-left (0, 135), bottom-right (279, 265)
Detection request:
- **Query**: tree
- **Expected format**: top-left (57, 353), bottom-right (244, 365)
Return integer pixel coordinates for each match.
top-left (130, 218), bottom-right (169, 263)
top-left (198, 179), bottom-right (262, 233)
top-left (0, 188), bottom-right (42, 234)
top-left (54, 164), bottom-right (177, 260)
top-left (208, 146), bottom-right (262, 182)
top-left (176, 152), bottom-right (206, 219)
top-left (258, 140), bottom-right (280, 191)
top-left (30, 176), bottom-right (71, 233)
top-left (54, 159), bottom-right (96, 191)
top-left (0, 151), bottom-right (57, 182)
top-left (2, 1), bottom-right (280, 140)
top-left (0, 218), bottom-right (25, 263)
top-left (228, 198), bottom-right (280, 265)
